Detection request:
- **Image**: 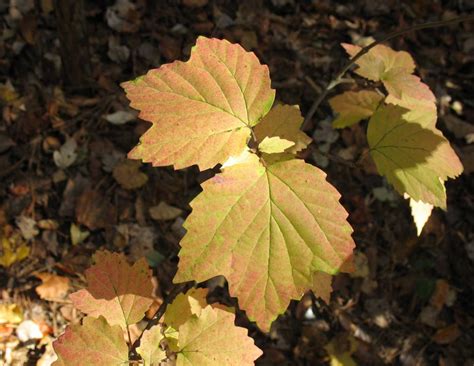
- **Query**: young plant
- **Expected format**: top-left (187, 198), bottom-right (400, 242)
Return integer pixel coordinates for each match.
top-left (52, 36), bottom-right (462, 365)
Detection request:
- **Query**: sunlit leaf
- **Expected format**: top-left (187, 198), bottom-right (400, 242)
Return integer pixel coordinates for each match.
top-left (174, 154), bottom-right (354, 330)
top-left (123, 36), bottom-right (275, 170)
top-left (405, 194), bottom-right (434, 236)
top-left (164, 288), bottom-right (208, 329)
top-left (136, 326), bottom-right (167, 366)
top-left (258, 136), bottom-right (295, 154)
top-left (52, 316), bottom-right (129, 366)
top-left (70, 251), bottom-right (154, 330)
top-left (253, 104), bottom-right (311, 154)
top-left (329, 90), bottom-right (383, 128)
top-left (368, 105), bottom-right (462, 208)
top-left (342, 43), bottom-right (415, 82)
top-left (176, 306), bottom-right (262, 366)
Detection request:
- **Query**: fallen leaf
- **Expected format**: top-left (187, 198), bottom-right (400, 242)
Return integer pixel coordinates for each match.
top-left (70, 224), bottom-right (90, 246)
top-left (35, 273), bottom-right (70, 301)
top-left (113, 160), bottom-right (148, 190)
top-left (149, 202), bottom-right (183, 221)
top-left (53, 138), bottom-right (78, 169)
top-left (432, 324), bottom-right (461, 345)
top-left (16, 320), bottom-right (43, 342)
top-left (104, 110), bottom-right (136, 125)
top-left (0, 304), bottom-right (23, 324)
top-left (16, 215), bottom-right (39, 240)
top-left (0, 235), bottom-right (30, 267)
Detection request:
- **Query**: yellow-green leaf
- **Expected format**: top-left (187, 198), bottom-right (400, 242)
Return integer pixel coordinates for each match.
top-left (136, 326), bottom-right (167, 366)
top-left (258, 136), bottom-right (295, 154)
top-left (368, 105), bottom-right (463, 208)
top-left (176, 306), bottom-right (262, 366)
top-left (329, 90), bottom-right (383, 128)
top-left (342, 43), bottom-right (415, 82)
top-left (253, 104), bottom-right (311, 154)
top-left (164, 288), bottom-right (208, 329)
top-left (174, 154), bottom-right (354, 330)
top-left (122, 36), bottom-right (275, 170)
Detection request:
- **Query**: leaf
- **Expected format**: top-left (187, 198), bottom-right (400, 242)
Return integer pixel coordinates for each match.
top-left (329, 90), bottom-right (383, 128)
top-left (70, 251), bottom-right (154, 330)
top-left (136, 326), bottom-right (167, 366)
top-left (70, 223), bottom-right (90, 246)
top-left (253, 104), bottom-right (311, 154)
top-left (258, 136), bottom-right (295, 154)
top-left (342, 43), bottom-right (415, 82)
top-left (112, 159), bottom-right (148, 190)
top-left (0, 303), bottom-right (23, 324)
top-left (405, 194), bottom-right (433, 236)
top-left (52, 316), bottom-right (129, 366)
top-left (15, 215), bottom-right (39, 240)
top-left (176, 305), bottom-right (262, 366)
top-left (368, 105), bottom-right (463, 208)
top-left (53, 138), bottom-right (78, 169)
top-left (174, 154), bottom-right (354, 330)
top-left (0, 235), bottom-right (30, 267)
top-left (312, 271), bottom-right (333, 304)
top-left (35, 273), bottom-right (70, 301)
top-left (123, 36), bottom-right (275, 170)
top-left (105, 110), bottom-right (136, 125)
top-left (149, 201), bottom-right (183, 221)
top-left (164, 288), bottom-right (208, 329)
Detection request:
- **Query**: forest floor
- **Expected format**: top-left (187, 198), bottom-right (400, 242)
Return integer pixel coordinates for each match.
top-left (0, 0), bottom-right (473, 365)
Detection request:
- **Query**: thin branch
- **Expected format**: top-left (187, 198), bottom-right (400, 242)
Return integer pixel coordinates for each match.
top-left (301, 14), bottom-right (474, 130)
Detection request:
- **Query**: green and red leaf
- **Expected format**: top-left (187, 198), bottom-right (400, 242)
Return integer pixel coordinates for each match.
top-left (53, 316), bottom-right (129, 366)
top-left (174, 154), bottom-right (354, 330)
top-left (122, 36), bottom-right (275, 170)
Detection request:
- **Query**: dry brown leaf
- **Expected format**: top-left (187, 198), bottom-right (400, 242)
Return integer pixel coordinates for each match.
top-left (35, 273), bottom-right (70, 301)
top-left (149, 202), bottom-right (183, 221)
top-left (113, 160), bottom-right (148, 190)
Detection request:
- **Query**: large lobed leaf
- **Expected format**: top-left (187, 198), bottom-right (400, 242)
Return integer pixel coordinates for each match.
top-left (70, 251), bottom-right (154, 330)
top-left (174, 154), bottom-right (354, 330)
top-left (176, 305), bottom-right (262, 366)
top-left (53, 316), bottom-right (129, 366)
top-left (368, 105), bottom-right (463, 208)
top-left (122, 36), bottom-right (275, 170)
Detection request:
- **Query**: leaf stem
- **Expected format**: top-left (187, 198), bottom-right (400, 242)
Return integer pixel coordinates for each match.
top-left (301, 14), bottom-right (474, 130)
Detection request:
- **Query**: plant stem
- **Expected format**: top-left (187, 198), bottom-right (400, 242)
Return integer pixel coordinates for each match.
top-left (301, 14), bottom-right (474, 130)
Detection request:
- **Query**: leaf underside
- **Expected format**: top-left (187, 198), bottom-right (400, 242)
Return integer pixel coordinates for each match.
top-left (174, 154), bottom-right (354, 330)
